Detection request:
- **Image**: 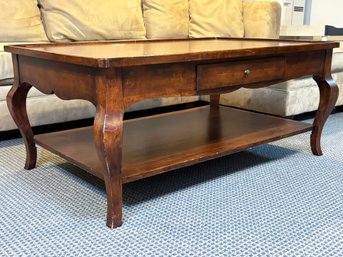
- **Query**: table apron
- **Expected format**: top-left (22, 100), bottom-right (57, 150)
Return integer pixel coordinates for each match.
top-left (16, 50), bottom-right (326, 109)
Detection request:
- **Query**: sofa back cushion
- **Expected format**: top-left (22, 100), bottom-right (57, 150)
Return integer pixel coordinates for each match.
top-left (0, 0), bottom-right (47, 41)
top-left (38, 0), bottom-right (146, 41)
top-left (143, 0), bottom-right (189, 39)
top-left (243, 0), bottom-right (281, 39)
top-left (189, 0), bottom-right (244, 38)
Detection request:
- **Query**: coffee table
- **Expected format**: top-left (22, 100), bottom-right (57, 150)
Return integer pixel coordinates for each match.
top-left (5, 38), bottom-right (339, 228)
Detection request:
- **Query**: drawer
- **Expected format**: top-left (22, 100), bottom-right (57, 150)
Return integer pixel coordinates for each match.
top-left (197, 57), bottom-right (285, 92)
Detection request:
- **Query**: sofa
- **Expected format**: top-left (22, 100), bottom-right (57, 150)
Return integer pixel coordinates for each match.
top-left (0, 0), bottom-right (338, 133)
top-left (0, 0), bottom-right (283, 132)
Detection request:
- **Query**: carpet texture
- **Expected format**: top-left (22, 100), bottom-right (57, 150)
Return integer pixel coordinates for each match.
top-left (0, 113), bottom-right (343, 256)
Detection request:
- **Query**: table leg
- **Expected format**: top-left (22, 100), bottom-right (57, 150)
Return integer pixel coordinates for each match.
top-left (210, 94), bottom-right (220, 107)
top-left (93, 69), bottom-right (124, 228)
top-left (7, 79), bottom-right (37, 170)
top-left (311, 76), bottom-right (338, 155)
top-left (311, 49), bottom-right (339, 155)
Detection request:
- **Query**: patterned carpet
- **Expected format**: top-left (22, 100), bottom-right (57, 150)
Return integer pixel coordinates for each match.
top-left (0, 113), bottom-right (343, 256)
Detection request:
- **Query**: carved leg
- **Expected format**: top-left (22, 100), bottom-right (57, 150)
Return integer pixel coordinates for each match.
top-left (311, 76), bottom-right (338, 155)
top-left (94, 69), bottom-right (124, 228)
top-left (7, 81), bottom-right (37, 169)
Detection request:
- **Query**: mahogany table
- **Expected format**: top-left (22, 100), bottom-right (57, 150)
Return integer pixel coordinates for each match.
top-left (5, 38), bottom-right (339, 228)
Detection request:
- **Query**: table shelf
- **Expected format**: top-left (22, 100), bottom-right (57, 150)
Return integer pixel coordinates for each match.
top-left (34, 106), bottom-right (312, 183)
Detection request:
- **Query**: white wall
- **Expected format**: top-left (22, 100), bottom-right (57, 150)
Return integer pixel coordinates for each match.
top-left (310, 0), bottom-right (343, 27)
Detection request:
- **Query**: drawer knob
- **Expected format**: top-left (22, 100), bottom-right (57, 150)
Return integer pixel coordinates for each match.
top-left (244, 69), bottom-right (251, 77)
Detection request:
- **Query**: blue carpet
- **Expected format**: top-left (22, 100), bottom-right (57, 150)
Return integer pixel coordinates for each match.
top-left (0, 113), bottom-right (342, 256)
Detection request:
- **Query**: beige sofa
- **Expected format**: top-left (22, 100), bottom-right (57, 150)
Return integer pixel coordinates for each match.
top-left (0, 0), bottom-right (282, 132)
top-left (0, 0), bottom-right (284, 132)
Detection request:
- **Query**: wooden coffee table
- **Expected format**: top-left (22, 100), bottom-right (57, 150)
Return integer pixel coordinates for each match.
top-left (5, 38), bottom-right (339, 228)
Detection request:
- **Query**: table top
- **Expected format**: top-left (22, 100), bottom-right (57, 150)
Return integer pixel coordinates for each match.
top-left (4, 38), bottom-right (339, 68)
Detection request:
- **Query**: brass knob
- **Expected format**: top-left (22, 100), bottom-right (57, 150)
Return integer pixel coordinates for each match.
top-left (244, 69), bottom-right (251, 77)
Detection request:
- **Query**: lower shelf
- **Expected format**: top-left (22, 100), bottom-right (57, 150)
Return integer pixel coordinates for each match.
top-left (34, 106), bottom-right (312, 183)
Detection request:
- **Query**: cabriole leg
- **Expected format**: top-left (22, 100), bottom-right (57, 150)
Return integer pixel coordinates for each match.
top-left (311, 76), bottom-right (338, 155)
top-left (93, 69), bottom-right (124, 228)
top-left (7, 81), bottom-right (37, 169)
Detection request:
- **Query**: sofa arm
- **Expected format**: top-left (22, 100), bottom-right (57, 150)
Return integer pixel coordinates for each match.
top-left (243, 0), bottom-right (281, 39)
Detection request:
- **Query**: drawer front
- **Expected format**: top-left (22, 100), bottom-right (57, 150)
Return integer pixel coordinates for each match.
top-left (197, 57), bottom-right (285, 92)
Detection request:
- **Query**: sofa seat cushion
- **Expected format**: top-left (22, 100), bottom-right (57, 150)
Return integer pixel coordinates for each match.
top-left (0, 85), bottom-right (50, 101)
top-left (38, 0), bottom-right (146, 41)
top-left (0, 95), bottom-right (96, 131)
top-left (0, 0), bottom-right (47, 42)
top-left (333, 46), bottom-right (343, 73)
top-left (189, 0), bottom-right (244, 38)
top-left (0, 51), bottom-right (12, 83)
top-left (143, 0), bottom-right (189, 39)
